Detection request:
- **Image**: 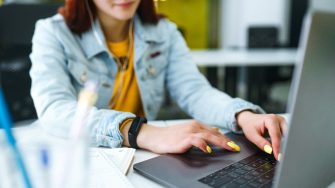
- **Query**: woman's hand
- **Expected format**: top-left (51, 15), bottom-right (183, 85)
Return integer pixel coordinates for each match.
top-left (236, 111), bottom-right (287, 161)
top-left (136, 120), bottom-right (241, 154)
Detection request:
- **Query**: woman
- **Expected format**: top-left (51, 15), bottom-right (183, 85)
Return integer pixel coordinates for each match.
top-left (30, 0), bottom-right (286, 160)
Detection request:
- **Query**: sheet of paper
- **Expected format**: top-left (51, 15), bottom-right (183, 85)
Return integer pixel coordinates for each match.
top-left (90, 147), bottom-right (135, 174)
top-left (89, 149), bottom-right (134, 188)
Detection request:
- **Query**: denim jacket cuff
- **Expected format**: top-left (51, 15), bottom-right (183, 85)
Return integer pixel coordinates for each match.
top-left (95, 111), bottom-right (136, 147)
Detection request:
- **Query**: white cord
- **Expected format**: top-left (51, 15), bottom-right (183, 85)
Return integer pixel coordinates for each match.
top-left (85, 0), bottom-right (104, 46)
top-left (84, 0), bottom-right (134, 109)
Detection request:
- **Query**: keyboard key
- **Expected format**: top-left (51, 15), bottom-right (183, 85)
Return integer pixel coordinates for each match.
top-left (243, 174), bottom-right (254, 181)
top-left (228, 172), bottom-right (239, 179)
top-left (223, 165), bottom-right (238, 173)
top-left (233, 177), bottom-right (248, 185)
top-left (212, 175), bottom-right (233, 187)
top-left (233, 169), bottom-right (248, 175)
top-left (247, 181), bottom-right (262, 188)
top-left (231, 163), bottom-right (244, 168)
top-left (250, 162), bottom-right (262, 168)
top-left (223, 182), bottom-right (241, 188)
top-left (255, 177), bottom-right (270, 184)
top-left (256, 159), bottom-right (267, 165)
top-left (241, 181), bottom-right (262, 188)
top-left (241, 165), bottom-right (254, 171)
top-left (262, 162), bottom-right (274, 170)
top-left (261, 172), bottom-right (274, 180)
top-left (249, 170), bottom-right (262, 177)
top-left (239, 155), bottom-right (259, 165)
top-left (261, 181), bottom-right (273, 188)
top-left (255, 167), bottom-right (267, 174)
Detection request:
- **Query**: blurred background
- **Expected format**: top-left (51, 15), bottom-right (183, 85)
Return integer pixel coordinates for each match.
top-left (0, 0), bottom-right (323, 124)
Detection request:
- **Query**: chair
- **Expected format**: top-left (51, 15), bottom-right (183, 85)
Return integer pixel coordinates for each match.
top-left (0, 3), bottom-right (61, 123)
top-left (246, 26), bottom-right (294, 113)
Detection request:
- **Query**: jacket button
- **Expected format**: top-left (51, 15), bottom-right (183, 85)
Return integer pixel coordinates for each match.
top-left (148, 66), bottom-right (156, 76)
top-left (147, 105), bottom-right (152, 111)
top-left (102, 82), bottom-right (111, 88)
top-left (141, 75), bottom-right (147, 81)
top-left (80, 71), bottom-right (88, 83)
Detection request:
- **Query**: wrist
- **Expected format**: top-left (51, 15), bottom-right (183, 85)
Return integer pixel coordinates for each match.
top-left (120, 120), bottom-right (133, 147)
top-left (236, 110), bottom-right (255, 129)
top-left (137, 124), bottom-right (158, 150)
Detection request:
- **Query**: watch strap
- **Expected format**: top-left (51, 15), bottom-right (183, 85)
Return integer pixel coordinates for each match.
top-left (128, 117), bottom-right (147, 148)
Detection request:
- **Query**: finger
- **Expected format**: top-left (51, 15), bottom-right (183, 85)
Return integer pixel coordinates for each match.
top-left (278, 116), bottom-right (288, 137)
top-left (189, 136), bottom-right (209, 153)
top-left (194, 131), bottom-right (240, 152)
top-left (265, 117), bottom-right (282, 160)
top-left (245, 127), bottom-right (273, 156)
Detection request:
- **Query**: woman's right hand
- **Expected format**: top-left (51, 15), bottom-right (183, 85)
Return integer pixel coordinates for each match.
top-left (135, 120), bottom-right (241, 154)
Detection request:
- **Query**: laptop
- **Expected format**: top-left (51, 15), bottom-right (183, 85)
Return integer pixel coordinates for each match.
top-left (134, 10), bottom-right (335, 188)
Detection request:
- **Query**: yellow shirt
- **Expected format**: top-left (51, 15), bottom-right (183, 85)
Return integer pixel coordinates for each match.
top-left (107, 39), bottom-right (144, 117)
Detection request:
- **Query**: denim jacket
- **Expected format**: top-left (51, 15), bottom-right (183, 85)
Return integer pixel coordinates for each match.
top-left (30, 14), bottom-right (264, 147)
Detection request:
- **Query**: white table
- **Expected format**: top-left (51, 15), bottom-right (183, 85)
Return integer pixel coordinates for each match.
top-left (191, 48), bottom-right (298, 67)
top-left (191, 48), bottom-right (298, 101)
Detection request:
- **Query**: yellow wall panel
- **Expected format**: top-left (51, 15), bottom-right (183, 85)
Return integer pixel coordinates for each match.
top-left (156, 0), bottom-right (209, 49)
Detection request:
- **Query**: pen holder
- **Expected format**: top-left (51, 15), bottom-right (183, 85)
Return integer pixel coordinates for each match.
top-left (0, 136), bottom-right (26, 188)
top-left (0, 138), bottom-right (89, 188)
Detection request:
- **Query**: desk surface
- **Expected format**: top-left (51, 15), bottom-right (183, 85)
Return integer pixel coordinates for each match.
top-left (191, 48), bottom-right (298, 67)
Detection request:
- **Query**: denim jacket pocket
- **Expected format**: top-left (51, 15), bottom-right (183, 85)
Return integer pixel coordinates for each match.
top-left (144, 55), bottom-right (168, 79)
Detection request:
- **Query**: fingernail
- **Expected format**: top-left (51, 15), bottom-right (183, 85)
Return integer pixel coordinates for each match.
top-left (206, 145), bottom-right (212, 154)
top-left (263, 145), bottom-right (273, 154)
top-left (227, 141), bottom-right (241, 152)
top-left (278, 153), bottom-right (282, 161)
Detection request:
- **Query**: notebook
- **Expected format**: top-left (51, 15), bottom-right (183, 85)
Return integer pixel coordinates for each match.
top-left (90, 147), bottom-right (135, 175)
top-left (89, 147), bottom-right (135, 188)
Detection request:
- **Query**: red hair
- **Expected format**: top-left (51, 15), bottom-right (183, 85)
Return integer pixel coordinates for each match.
top-left (59, 0), bottom-right (161, 34)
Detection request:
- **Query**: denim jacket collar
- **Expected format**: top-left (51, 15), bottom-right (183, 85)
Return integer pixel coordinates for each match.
top-left (80, 14), bottom-right (165, 60)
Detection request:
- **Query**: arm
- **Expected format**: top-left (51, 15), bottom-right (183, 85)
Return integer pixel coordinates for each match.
top-left (164, 21), bottom-right (263, 132)
top-left (29, 19), bottom-right (134, 147)
top-left (163, 20), bottom-right (286, 160)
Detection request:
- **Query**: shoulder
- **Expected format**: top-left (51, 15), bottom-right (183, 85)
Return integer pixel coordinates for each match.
top-left (135, 16), bottom-right (180, 43)
top-left (34, 14), bottom-right (73, 38)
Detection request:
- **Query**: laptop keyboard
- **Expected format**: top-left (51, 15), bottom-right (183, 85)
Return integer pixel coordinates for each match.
top-left (198, 153), bottom-right (277, 188)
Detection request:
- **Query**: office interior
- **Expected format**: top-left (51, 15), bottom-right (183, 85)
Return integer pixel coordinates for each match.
top-left (0, 0), bottom-right (316, 124)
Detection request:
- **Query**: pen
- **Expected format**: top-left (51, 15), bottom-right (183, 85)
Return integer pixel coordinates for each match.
top-left (0, 89), bottom-right (32, 188)
top-left (70, 80), bottom-right (98, 140)
top-left (57, 80), bottom-right (98, 187)
top-left (39, 146), bottom-right (50, 188)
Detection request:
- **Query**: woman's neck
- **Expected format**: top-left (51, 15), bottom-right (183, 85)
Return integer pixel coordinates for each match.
top-left (97, 12), bottom-right (131, 42)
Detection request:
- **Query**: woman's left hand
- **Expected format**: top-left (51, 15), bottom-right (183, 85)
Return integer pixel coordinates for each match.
top-left (236, 111), bottom-right (287, 161)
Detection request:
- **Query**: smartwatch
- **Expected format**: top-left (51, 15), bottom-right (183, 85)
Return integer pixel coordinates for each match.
top-left (128, 117), bottom-right (147, 149)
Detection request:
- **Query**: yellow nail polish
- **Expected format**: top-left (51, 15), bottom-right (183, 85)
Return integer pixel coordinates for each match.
top-left (263, 145), bottom-right (273, 154)
top-left (227, 141), bottom-right (241, 152)
top-left (206, 145), bottom-right (212, 154)
top-left (278, 153), bottom-right (282, 161)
